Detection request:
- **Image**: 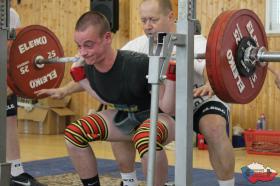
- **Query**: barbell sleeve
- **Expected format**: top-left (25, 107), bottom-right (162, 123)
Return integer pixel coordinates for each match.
top-left (257, 47), bottom-right (280, 62)
top-left (194, 47), bottom-right (280, 62)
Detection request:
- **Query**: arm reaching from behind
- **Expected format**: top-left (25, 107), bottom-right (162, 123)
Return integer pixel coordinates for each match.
top-left (193, 67), bottom-right (215, 97)
top-left (268, 64), bottom-right (280, 89)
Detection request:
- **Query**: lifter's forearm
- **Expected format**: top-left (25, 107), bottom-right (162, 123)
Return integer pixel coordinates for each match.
top-left (268, 63), bottom-right (280, 89)
top-left (268, 63), bottom-right (279, 75)
top-left (62, 81), bottom-right (85, 95)
top-left (159, 80), bottom-right (176, 115)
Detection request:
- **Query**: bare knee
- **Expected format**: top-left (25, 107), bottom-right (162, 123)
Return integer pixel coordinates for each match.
top-left (199, 115), bottom-right (228, 144)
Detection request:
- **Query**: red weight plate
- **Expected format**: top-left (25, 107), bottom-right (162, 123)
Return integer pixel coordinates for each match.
top-left (206, 10), bottom-right (235, 102)
top-left (206, 9), bottom-right (268, 104)
top-left (208, 10), bottom-right (238, 103)
top-left (8, 25), bottom-right (65, 99)
top-left (7, 34), bottom-right (23, 96)
top-left (219, 9), bottom-right (268, 103)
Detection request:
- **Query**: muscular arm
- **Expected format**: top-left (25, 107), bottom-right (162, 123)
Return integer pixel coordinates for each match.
top-left (268, 63), bottom-right (280, 89)
top-left (158, 80), bottom-right (176, 115)
top-left (34, 80), bottom-right (84, 99)
top-left (61, 81), bottom-right (85, 94)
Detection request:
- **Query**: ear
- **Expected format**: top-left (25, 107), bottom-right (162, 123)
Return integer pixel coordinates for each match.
top-left (103, 32), bottom-right (112, 43)
top-left (168, 11), bottom-right (176, 22)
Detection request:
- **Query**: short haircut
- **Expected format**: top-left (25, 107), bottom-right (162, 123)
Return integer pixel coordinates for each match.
top-left (141, 0), bottom-right (173, 15)
top-left (75, 11), bottom-right (110, 37)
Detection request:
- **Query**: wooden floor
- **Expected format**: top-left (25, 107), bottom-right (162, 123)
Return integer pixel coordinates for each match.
top-left (18, 133), bottom-right (280, 175)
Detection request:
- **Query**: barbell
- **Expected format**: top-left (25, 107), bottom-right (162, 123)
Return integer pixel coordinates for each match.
top-left (6, 9), bottom-right (280, 103)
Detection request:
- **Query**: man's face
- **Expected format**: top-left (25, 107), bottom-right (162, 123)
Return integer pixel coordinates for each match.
top-left (139, 1), bottom-right (173, 38)
top-left (74, 26), bottom-right (107, 65)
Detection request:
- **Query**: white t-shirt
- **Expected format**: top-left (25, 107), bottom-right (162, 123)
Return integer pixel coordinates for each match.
top-left (121, 35), bottom-right (149, 54)
top-left (122, 34), bottom-right (205, 84)
top-left (121, 34), bottom-right (228, 109)
top-left (10, 8), bottom-right (21, 28)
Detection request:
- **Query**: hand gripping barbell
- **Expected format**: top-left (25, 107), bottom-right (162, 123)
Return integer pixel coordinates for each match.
top-left (7, 9), bottom-right (280, 103)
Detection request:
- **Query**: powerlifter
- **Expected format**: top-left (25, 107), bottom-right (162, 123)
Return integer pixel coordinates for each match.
top-left (61, 11), bottom-right (175, 186)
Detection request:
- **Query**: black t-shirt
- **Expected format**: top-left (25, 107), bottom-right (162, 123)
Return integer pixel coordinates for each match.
top-left (85, 50), bottom-right (151, 112)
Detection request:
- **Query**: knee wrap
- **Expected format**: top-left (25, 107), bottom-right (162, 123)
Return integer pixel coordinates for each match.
top-left (64, 113), bottom-right (108, 148)
top-left (132, 120), bottom-right (168, 158)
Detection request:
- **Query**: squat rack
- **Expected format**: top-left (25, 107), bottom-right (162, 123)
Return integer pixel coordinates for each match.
top-left (146, 0), bottom-right (196, 186)
top-left (175, 1), bottom-right (195, 185)
top-left (0, 0), bottom-right (11, 186)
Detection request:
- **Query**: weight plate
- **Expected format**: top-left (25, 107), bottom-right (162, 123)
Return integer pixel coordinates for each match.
top-left (8, 25), bottom-right (65, 99)
top-left (206, 9), bottom-right (268, 103)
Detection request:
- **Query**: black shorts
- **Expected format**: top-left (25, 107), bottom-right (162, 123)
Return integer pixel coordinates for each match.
top-left (7, 94), bottom-right (17, 117)
top-left (193, 101), bottom-right (230, 135)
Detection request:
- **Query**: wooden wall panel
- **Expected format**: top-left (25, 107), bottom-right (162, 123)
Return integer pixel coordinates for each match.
top-left (11, 0), bottom-right (280, 130)
top-left (128, 0), bottom-right (143, 39)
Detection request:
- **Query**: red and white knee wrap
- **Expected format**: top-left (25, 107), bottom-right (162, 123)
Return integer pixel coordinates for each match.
top-left (132, 119), bottom-right (168, 158)
top-left (64, 113), bottom-right (108, 148)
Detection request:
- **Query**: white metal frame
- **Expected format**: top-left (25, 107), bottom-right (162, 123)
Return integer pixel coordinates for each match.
top-left (0, 1), bottom-right (11, 185)
top-left (265, 0), bottom-right (280, 34)
top-left (146, 1), bottom-right (196, 186)
top-left (175, 1), bottom-right (194, 185)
